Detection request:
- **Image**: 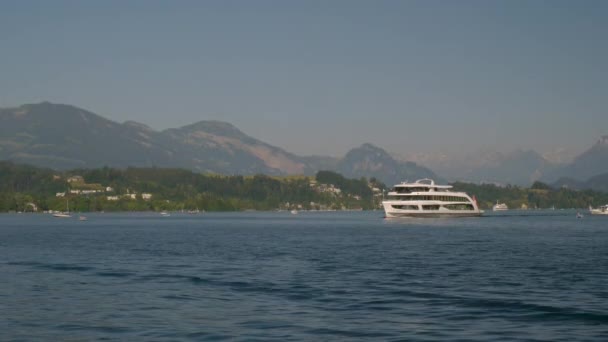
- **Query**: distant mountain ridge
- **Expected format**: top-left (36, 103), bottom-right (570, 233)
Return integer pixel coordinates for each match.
top-left (338, 143), bottom-right (439, 186)
top-left (405, 137), bottom-right (608, 188)
top-left (406, 148), bottom-right (558, 186)
top-left (0, 102), bottom-right (178, 169)
top-left (546, 136), bottom-right (608, 182)
top-left (2, 102), bottom-right (604, 188)
top-left (0, 102), bottom-right (435, 185)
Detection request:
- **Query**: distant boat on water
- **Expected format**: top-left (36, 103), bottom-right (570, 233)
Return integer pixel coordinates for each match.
top-left (492, 202), bottom-right (508, 211)
top-left (53, 212), bottom-right (71, 218)
top-left (79, 216), bottom-right (88, 221)
top-left (290, 209), bottom-right (298, 215)
top-left (160, 211), bottom-right (170, 217)
top-left (53, 200), bottom-right (72, 218)
top-left (589, 205), bottom-right (608, 215)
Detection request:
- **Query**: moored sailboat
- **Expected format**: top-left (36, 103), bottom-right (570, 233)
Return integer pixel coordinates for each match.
top-left (53, 200), bottom-right (72, 218)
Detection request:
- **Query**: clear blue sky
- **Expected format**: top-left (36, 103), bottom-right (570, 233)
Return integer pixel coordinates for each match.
top-left (1, 0), bottom-right (606, 157)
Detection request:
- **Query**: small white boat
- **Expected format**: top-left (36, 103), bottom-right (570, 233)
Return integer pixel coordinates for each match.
top-left (53, 212), bottom-right (72, 218)
top-left (290, 209), bottom-right (298, 215)
top-left (589, 205), bottom-right (608, 215)
top-left (492, 202), bottom-right (509, 211)
top-left (53, 199), bottom-right (72, 218)
top-left (576, 212), bottom-right (584, 219)
top-left (79, 216), bottom-right (88, 221)
top-left (160, 211), bottom-right (170, 217)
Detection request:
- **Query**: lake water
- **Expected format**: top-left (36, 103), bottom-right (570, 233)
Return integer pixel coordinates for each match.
top-left (1, 211), bottom-right (607, 341)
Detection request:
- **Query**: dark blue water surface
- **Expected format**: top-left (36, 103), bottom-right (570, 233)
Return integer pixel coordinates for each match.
top-left (1, 211), bottom-right (607, 341)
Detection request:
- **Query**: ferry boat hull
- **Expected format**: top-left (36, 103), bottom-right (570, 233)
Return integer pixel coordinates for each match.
top-left (383, 202), bottom-right (482, 218)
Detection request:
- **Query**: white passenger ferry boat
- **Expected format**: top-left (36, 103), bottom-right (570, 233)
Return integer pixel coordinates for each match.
top-left (382, 179), bottom-right (481, 218)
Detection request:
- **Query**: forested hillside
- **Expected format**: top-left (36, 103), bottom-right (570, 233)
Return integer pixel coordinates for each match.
top-left (0, 163), bottom-right (380, 212)
top-left (1, 162), bottom-right (606, 213)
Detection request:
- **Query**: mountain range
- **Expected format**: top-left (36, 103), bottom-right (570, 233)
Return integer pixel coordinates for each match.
top-left (550, 136), bottom-right (608, 182)
top-left (1, 102), bottom-right (606, 189)
top-left (0, 102), bottom-right (437, 186)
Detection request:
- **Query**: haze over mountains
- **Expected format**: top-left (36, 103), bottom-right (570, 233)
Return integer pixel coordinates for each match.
top-left (0, 103), bottom-right (438, 186)
top-left (0, 102), bottom-right (606, 188)
top-left (405, 137), bottom-right (608, 188)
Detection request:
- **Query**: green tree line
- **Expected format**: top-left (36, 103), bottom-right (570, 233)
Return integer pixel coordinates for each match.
top-left (1, 161), bottom-right (606, 212)
top-left (0, 163), bottom-right (379, 212)
top-left (452, 181), bottom-right (608, 209)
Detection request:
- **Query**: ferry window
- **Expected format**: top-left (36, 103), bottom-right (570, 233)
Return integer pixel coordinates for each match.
top-left (392, 205), bottom-right (418, 210)
top-left (444, 204), bottom-right (474, 210)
